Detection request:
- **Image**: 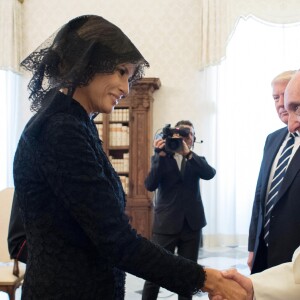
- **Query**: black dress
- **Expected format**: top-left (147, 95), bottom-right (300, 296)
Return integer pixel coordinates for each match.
top-left (13, 92), bottom-right (205, 299)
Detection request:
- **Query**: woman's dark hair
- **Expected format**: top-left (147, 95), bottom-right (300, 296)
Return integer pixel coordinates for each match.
top-left (21, 15), bottom-right (149, 112)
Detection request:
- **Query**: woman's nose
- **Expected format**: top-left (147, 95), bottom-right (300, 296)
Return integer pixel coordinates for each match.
top-left (120, 79), bottom-right (129, 98)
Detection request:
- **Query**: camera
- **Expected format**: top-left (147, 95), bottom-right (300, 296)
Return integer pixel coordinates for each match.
top-left (161, 124), bottom-right (190, 153)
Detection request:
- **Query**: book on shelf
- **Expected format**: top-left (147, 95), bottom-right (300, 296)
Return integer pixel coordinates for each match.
top-left (108, 152), bottom-right (129, 173)
top-left (109, 123), bottom-right (129, 146)
top-left (119, 175), bottom-right (129, 194)
top-left (110, 108), bottom-right (129, 122)
top-left (94, 113), bottom-right (103, 122)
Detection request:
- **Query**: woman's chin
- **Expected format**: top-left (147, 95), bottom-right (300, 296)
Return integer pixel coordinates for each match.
top-left (101, 107), bottom-right (114, 114)
top-left (109, 106), bottom-right (116, 114)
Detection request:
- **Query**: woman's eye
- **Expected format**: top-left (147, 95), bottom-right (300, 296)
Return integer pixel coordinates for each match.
top-left (118, 68), bottom-right (126, 76)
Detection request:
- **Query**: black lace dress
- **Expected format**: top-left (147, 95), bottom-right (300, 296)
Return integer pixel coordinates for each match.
top-left (13, 92), bottom-right (205, 299)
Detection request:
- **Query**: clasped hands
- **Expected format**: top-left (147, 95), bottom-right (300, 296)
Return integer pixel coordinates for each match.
top-left (203, 268), bottom-right (253, 300)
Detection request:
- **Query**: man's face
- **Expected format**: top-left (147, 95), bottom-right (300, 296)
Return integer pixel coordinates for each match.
top-left (272, 81), bottom-right (289, 125)
top-left (175, 125), bottom-right (194, 148)
top-left (284, 72), bottom-right (300, 133)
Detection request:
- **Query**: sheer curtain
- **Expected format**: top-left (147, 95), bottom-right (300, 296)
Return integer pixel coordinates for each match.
top-left (202, 17), bottom-right (300, 247)
top-left (0, 0), bottom-right (22, 71)
top-left (0, 0), bottom-right (23, 189)
top-left (0, 70), bottom-right (21, 190)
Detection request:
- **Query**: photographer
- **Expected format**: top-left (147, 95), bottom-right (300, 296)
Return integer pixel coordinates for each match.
top-left (142, 120), bottom-right (216, 300)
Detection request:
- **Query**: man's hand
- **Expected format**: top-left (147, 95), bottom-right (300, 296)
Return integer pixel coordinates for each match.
top-left (208, 269), bottom-right (254, 300)
top-left (247, 252), bottom-right (253, 271)
top-left (202, 268), bottom-right (247, 300)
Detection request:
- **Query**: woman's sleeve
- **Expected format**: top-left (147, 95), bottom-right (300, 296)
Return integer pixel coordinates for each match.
top-left (7, 192), bottom-right (27, 263)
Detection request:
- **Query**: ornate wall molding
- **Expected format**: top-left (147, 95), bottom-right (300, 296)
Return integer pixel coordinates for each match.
top-left (130, 78), bottom-right (161, 109)
top-left (200, 0), bottom-right (300, 70)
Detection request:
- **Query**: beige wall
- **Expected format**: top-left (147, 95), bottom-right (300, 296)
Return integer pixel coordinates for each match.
top-left (21, 0), bottom-right (214, 158)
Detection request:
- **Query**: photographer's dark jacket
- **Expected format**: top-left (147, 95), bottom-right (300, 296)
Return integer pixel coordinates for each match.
top-left (145, 153), bottom-right (216, 234)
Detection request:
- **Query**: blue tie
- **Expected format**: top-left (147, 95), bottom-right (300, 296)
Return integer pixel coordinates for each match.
top-left (264, 132), bottom-right (298, 246)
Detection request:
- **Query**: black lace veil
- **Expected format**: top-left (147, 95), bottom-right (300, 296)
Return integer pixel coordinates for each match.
top-left (21, 15), bottom-right (149, 112)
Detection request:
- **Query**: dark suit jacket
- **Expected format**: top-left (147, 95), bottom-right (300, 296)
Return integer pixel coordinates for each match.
top-left (249, 126), bottom-right (300, 273)
top-left (145, 153), bottom-right (216, 235)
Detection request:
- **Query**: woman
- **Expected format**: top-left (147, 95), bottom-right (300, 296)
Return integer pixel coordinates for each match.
top-left (13, 15), bottom-right (245, 299)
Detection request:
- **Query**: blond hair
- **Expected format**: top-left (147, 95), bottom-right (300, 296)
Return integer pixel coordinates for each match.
top-left (271, 70), bottom-right (297, 86)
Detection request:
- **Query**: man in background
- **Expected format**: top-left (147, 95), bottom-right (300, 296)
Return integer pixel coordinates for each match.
top-left (142, 120), bottom-right (216, 300)
top-left (248, 70), bottom-right (300, 274)
top-left (211, 70), bottom-right (300, 300)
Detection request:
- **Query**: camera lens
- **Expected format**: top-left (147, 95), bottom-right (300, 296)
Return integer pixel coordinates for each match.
top-left (165, 137), bottom-right (183, 153)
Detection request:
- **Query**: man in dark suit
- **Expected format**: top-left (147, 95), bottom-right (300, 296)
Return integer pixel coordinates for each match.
top-left (210, 72), bottom-right (300, 300)
top-left (248, 70), bottom-right (300, 274)
top-left (142, 120), bottom-right (216, 300)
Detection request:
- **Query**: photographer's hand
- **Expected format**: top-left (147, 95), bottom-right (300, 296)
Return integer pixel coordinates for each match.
top-left (175, 138), bottom-right (191, 158)
top-left (173, 131), bottom-right (192, 158)
top-left (182, 140), bottom-right (191, 157)
top-left (154, 138), bottom-right (167, 157)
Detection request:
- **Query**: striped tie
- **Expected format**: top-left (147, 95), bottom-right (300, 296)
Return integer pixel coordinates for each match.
top-left (264, 132), bottom-right (298, 246)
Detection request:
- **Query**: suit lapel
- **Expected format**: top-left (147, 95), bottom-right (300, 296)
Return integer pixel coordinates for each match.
top-left (275, 145), bottom-right (300, 205)
top-left (260, 128), bottom-right (288, 209)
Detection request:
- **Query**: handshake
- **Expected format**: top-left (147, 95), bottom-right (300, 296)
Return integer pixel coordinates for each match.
top-left (204, 268), bottom-right (253, 300)
top-left (204, 245), bottom-right (300, 300)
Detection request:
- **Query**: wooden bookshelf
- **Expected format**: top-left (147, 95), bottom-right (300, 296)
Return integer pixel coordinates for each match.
top-left (94, 77), bottom-right (161, 238)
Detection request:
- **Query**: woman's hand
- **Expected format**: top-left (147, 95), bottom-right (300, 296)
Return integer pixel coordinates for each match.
top-left (202, 268), bottom-right (248, 300)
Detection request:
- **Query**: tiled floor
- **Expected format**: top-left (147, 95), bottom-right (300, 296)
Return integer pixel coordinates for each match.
top-left (0, 246), bottom-right (249, 300)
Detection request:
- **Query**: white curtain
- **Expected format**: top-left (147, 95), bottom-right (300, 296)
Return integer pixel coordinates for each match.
top-left (202, 17), bottom-right (300, 247)
top-left (200, 0), bottom-right (300, 69)
top-left (0, 0), bottom-right (23, 189)
top-left (0, 70), bottom-right (21, 189)
top-left (0, 0), bottom-right (22, 72)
